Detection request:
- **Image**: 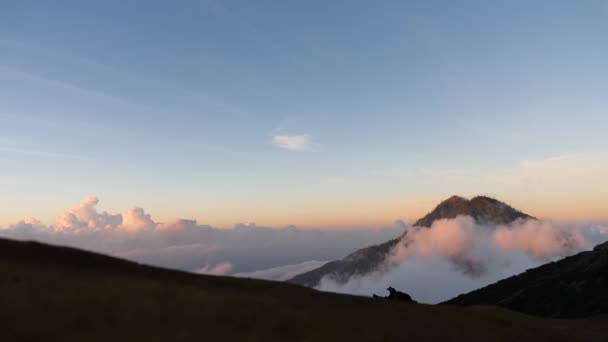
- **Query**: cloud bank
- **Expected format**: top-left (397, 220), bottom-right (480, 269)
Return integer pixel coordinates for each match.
top-left (318, 216), bottom-right (608, 303)
top-left (235, 260), bottom-right (328, 281)
top-left (3, 197), bottom-right (607, 302)
top-left (0, 197), bottom-right (402, 279)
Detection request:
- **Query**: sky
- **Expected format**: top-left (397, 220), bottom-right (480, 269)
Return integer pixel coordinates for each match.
top-left (1, 0), bottom-right (607, 228)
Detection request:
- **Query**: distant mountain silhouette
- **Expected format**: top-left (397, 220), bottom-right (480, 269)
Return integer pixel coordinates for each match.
top-left (443, 240), bottom-right (608, 318)
top-left (289, 195), bottom-right (534, 287)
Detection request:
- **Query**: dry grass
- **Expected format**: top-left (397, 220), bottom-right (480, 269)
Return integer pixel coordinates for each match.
top-left (1, 259), bottom-right (607, 342)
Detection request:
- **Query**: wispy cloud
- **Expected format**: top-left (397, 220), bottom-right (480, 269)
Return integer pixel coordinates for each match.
top-left (0, 64), bottom-right (151, 113)
top-left (0, 36), bottom-right (251, 118)
top-left (272, 134), bottom-right (319, 151)
top-left (0, 64), bottom-right (231, 155)
top-left (0, 146), bottom-right (81, 160)
top-left (205, 0), bottom-right (281, 52)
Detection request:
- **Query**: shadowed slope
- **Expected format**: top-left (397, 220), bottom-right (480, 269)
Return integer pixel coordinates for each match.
top-left (443, 240), bottom-right (608, 318)
top-left (288, 238), bottom-right (400, 286)
top-left (1, 237), bottom-right (607, 341)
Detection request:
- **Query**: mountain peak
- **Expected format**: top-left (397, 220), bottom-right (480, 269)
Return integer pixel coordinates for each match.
top-left (289, 194), bottom-right (535, 287)
top-left (444, 195), bottom-right (468, 203)
top-left (414, 195), bottom-right (534, 227)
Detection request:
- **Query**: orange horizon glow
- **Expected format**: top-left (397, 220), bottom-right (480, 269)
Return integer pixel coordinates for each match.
top-left (4, 194), bottom-right (605, 231)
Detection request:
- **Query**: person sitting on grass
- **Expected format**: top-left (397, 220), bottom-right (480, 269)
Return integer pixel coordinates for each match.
top-left (373, 286), bottom-right (416, 303)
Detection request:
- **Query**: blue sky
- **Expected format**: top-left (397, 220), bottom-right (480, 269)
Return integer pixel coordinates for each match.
top-left (1, 0), bottom-right (607, 226)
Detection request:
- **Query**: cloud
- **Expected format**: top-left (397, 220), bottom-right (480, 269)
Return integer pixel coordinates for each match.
top-left (318, 216), bottom-right (608, 304)
top-left (272, 134), bottom-right (318, 151)
top-left (50, 196), bottom-right (155, 233)
top-left (235, 260), bottom-right (328, 281)
top-left (6, 197), bottom-right (606, 302)
top-left (52, 196), bottom-right (122, 232)
top-left (0, 196), bottom-right (402, 278)
top-left (121, 207), bottom-right (156, 232)
top-left (195, 262), bottom-right (234, 276)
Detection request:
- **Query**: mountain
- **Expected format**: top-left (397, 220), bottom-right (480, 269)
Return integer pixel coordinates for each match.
top-left (2, 237), bottom-right (608, 341)
top-left (442, 240), bottom-right (608, 318)
top-left (289, 195), bottom-right (534, 287)
top-left (287, 238), bottom-right (401, 286)
top-left (413, 195), bottom-right (535, 227)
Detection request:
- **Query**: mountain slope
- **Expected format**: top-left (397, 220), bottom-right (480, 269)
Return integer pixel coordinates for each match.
top-left (288, 238), bottom-right (400, 286)
top-left (289, 195), bottom-right (533, 287)
top-left (2, 237), bottom-right (608, 341)
top-left (442, 240), bottom-right (608, 318)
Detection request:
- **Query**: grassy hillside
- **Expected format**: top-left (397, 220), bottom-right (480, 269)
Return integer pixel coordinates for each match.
top-left (444, 240), bottom-right (608, 318)
top-left (1, 238), bottom-right (607, 341)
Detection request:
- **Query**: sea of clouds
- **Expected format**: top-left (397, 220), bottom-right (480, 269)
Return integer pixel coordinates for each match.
top-left (318, 216), bottom-right (608, 303)
top-left (0, 196), bottom-right (403, 278)
top-left (2, 196), bottom-right (607, 304)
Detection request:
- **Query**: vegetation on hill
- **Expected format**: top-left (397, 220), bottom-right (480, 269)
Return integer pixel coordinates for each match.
top-left (443, 240), bottom-right (608, 318)
top-left (1, 237), bottom-right (607, 341)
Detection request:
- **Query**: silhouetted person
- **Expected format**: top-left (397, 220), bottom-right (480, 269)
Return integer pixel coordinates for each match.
top-left (373, 286), bottom-right (416, 303)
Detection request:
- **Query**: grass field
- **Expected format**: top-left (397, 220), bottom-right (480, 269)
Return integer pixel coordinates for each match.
top-left (1, 239), bottom-right (607, 341)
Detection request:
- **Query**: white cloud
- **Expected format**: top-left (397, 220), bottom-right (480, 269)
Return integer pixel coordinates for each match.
top-left (195, 262), bottom-right (234, 276)
top-left (318, 216), bottom-right (608, 304)
top-left (234, 260), bottom-right (328, 281)
top-left (7, 196), bottom-right (607, 304)
top-left (0, 196), bottom-right (402, 276)
top-left (271, 134), bottom-right (318, 151)
top-left (120, 207), bottom-right (156, 232)
top-left (52, 196), bottom-right (122, 232)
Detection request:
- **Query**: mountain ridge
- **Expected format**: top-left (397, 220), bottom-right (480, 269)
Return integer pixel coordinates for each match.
top-left (414, 195), bottom-right (535, 227)
top-left (442, 239), bottom-right (608, 318)
top-left (288, 195), bottom-right (534, 287)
